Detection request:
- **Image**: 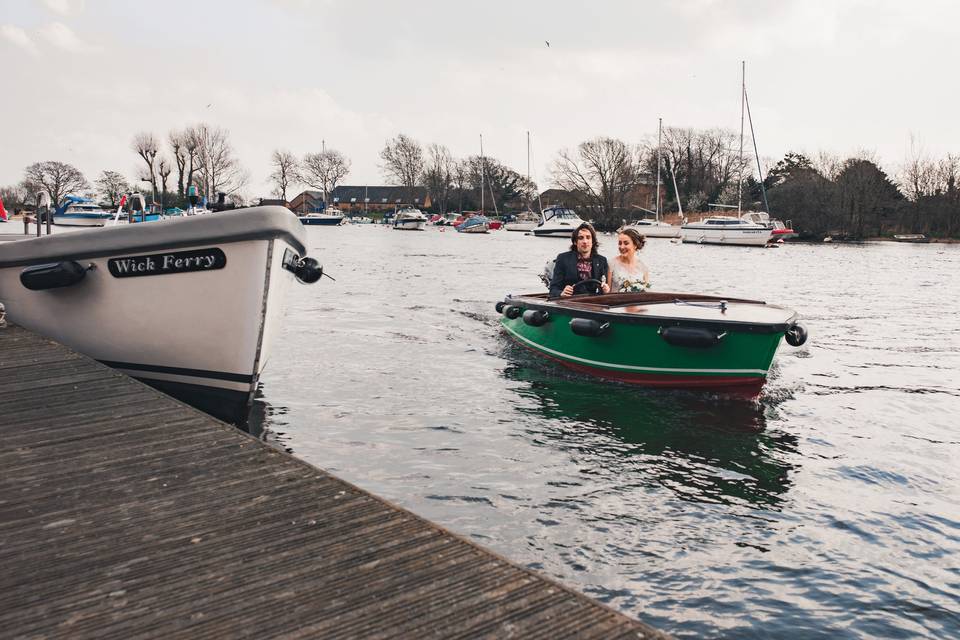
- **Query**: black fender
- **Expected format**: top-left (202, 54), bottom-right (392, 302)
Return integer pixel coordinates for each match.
top-left (659, 326), bottom-right (726, 348)
top-left (503, 305), bottom-right (523, 320)
top-left (569, 317), bottom-right (609, 337)
top-left (20, 261), bottom-right (87, 291)
top-left (495, 301), bottom-right (506, 314)
top-left (785, 323), bottom-right (808, 347)
top-left (522, 309), bottom-right (550, 327)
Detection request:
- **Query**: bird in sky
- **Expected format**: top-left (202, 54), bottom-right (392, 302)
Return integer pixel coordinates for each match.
top-left (206, 103), bottom-right (212, 108)
top-left (545, 40), bottom-right (550, 47)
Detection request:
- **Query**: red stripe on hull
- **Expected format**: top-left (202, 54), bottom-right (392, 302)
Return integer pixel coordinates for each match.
top-left (512, 339), bottom-right (766, 397)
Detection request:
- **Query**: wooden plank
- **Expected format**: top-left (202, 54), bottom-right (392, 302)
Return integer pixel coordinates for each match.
top-left (0, 324), bottom-right (669, 639)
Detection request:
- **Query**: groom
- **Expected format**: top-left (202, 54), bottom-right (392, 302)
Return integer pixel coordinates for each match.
top-left (548, 222), bottom-right (610, 298)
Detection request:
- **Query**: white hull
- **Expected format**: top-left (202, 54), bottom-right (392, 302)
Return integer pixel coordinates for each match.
top-left (394, 220), bottom-right (426, 230)
top-left (53, 214), bottom-right (113, 227)
top-left (0, 207), bottom-right (310, 424)
top-left (621, 222), bottom-right (681, 238)
top-left (504, 221), bottom-right (537, 232)
top-left (681, 225), bottom-right (775, 246)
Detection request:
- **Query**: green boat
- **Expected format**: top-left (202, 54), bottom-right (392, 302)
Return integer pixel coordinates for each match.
top-left (496, 290), bottom-right (807, 395)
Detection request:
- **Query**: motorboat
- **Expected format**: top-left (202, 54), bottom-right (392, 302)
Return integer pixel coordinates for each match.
top-left (892, 234), bottom-right (928, 243)
top-left (740, 211), bottom-right (797, 240)
top-left (393, 207), bottom-right (427, 230)
top-left (300, 206), bottom-right (344, 226)
top-left (532, 206), bottom-right (586, 237)
top-left (53, 196), bottom-right (114, 227)
top-left (456, 214), bottom-right (490, 234)
top-left (496, 290), bottom-right (807, 395)
top-left (620, 218), bottom-right (682, 239)
top-left (681, 215), bottom-right (776, 246)
top-left (0, 206), bottom-right (324, 425)
top-left (504, 210), bottom-right (539, 232)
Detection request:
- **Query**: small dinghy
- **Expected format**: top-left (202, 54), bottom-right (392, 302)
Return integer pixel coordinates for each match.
top-left (497, 289), bottom-right (807, 395)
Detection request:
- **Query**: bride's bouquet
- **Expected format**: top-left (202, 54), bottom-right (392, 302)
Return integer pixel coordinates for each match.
top-left (619, 279), bottom-right (651, 293)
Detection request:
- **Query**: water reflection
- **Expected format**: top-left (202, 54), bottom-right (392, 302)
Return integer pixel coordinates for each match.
top-left (501, 350), bottom-right (799, 509)
top-left (245, 385), bottom-right (293, 453)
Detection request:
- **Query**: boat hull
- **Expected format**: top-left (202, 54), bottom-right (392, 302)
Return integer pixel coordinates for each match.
top-left (53, 214), bottom-right (114, 227)
top-left (681, 226), bottom-right (775, 246)
top-left (621, 223), bottom-right (681, 239)
top-left (394, 220), bottom-right (426, 230)
top-left (0, 207), bottom-right (308, 425)
top-left (504, 222), bottom-right (536, 232)
top-left (532, 225), bottom-right (577, 237)
top-left (300, 215), bottom-right (343, 225)
top-left (499, 292), bottom-right (797, 394)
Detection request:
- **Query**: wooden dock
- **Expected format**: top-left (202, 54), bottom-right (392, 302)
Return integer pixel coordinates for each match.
top-left (0, 323), bottom-right (668, 639)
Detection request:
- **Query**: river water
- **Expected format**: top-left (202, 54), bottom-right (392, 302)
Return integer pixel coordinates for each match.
top-left (255, 224), bottom-right (959, 639)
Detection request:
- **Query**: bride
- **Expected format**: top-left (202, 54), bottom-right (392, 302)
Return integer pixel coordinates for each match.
top-left (608, 228), bottom-right (650, 292)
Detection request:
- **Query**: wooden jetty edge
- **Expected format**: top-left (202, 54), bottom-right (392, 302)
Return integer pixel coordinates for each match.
top-left (0, 323), bottom-right (669, 639)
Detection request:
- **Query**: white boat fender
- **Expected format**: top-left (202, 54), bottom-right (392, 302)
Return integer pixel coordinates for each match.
top-left (659, 326), bottom-right (726, 348)
top-left (522, 309), bottom-right (550, 327)
top-left (785, 323), bottom-right (808, 347)
top-left (569, 318), bottom-right (609, 337)
top-left (20, 261), bottom-right (90, 291)
top-left (503, 305), bottom-right (523, 320)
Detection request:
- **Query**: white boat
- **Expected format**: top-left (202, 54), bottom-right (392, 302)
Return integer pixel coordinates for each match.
top-left (393, 207), bottom-right (427, 230)
top-left (621, 218), bottom-right (681, 239)
top-left (504, 211), bottom-right (539, 232)
top-left (0, 206), bottom-right (323, 425)
top-left (53, 196), bottom-right (114, 227)
top-left (681, 215), bottom-right (776, 246)
top-left (740, 210), bottom-right (797, 240)
top-left (532, 205), bottom-right (586, 237)
top-left (300, 206), bottom-right (345, 226)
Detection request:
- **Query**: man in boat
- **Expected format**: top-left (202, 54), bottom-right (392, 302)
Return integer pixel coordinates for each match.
top-left (548, 222), bottom-right (610, 298)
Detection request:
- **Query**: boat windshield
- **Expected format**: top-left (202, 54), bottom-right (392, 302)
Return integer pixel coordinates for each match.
top-left (544, 208), bottom-right (579, 221)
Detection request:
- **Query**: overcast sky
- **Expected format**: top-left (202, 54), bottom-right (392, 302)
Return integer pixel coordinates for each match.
top-left (3, 0), bottom-right (957, 199)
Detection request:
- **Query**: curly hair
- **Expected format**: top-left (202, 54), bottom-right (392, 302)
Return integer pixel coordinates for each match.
top-left (569, 222), bottom-right (600, 256)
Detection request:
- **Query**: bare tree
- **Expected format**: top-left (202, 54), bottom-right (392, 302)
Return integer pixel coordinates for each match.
top-left (157, 156), bottom-right (173, 208)
top-left (0, 183), bottom-right (30, 213)
top-left (551, 137), bottom-right (640, 223)
top-left (269, 150), bottom-right (301, 201)
top-left (379, 134), bottom-right (424, 202)
top-left (169, 129), bottom-right (200, 197)
top-left (22, 161), bottom-right (89, 208)
top-left (301, 149), bottom-right (351, 204)
top-left (451, 159), bottom-right (469, 213)
top-left (189, 124), bottom-right (249, 200)
top-left (132, 132), bottom-right (160, 198)
top-left (95, 170), bottom-right (130, 207)
top-left (422, 144), bottom-right (453, 213)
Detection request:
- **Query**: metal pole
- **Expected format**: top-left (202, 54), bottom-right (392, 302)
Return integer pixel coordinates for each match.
top-left (655, 117), bottom-right (662, 221)
top-left (737, 60), bottom-right (745, 217)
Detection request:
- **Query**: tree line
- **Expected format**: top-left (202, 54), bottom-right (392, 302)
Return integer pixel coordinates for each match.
top-left (2, 123), bottom-right (958, 239)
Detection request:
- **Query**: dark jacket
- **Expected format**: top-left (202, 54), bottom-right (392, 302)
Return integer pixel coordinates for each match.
top-left (548, 251), bottom-right (609, 298)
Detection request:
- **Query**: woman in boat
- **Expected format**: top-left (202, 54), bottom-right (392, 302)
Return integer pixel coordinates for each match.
top-left (548, 223), bottom-right (611, 298)
top-left (608, 228), bottom-right (650, 292)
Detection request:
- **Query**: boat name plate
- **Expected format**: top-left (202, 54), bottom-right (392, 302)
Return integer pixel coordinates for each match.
top-left (107, 248), bottom-right (227, 278)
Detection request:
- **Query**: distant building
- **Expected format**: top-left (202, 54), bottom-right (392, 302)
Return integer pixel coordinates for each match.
top-left (289, 187), bottom-right (432, 214)
top-left (329, 186), bottom-right (432, 213)
top-left (538, 175), bottom-right (666, 214)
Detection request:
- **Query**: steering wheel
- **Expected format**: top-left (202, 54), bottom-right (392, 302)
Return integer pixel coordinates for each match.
top-left (571, 279), bottom-right (603, 294)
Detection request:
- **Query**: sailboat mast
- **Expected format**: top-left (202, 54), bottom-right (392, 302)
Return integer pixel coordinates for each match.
top-left (479, 134), bottom-right (485, 213)
top-left (737, 61), bottom-right (745, 217)
top-left (744, 85), bottom-right (771, 214)
top-left (655, 117), bottom-right (662, 222)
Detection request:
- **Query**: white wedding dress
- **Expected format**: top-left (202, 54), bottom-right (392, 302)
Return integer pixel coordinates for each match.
top-left (609, 257), bottom-right (649, 292)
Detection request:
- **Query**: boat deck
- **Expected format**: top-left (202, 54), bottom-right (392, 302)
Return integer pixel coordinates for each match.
top-left (0, 323), bottom-right (667, 639)
top-left (515, 292), bottom-right (796, 325)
